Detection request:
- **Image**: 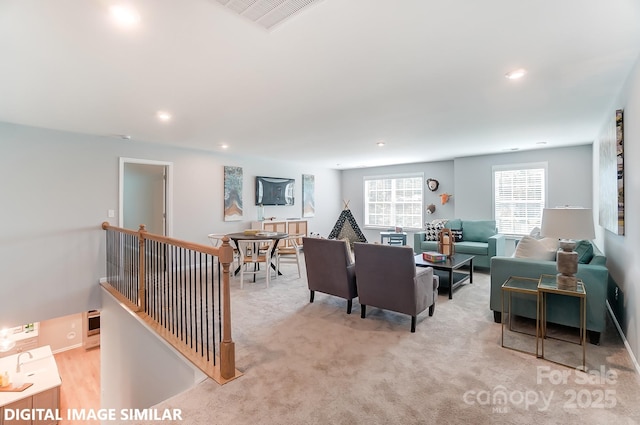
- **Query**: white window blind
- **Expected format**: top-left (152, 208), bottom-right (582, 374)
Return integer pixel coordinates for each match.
top-left (493, 164), bottom-right (547, 236)
top-left (364, 174), bottom-right (423, 229)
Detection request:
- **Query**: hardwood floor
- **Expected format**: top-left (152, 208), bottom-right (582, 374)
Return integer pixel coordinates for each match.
top-left (54, 346), bottom-right (100, 425)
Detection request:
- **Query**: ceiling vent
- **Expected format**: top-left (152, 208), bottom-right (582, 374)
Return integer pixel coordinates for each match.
top-left (214, 0), bottom-right (323, 30)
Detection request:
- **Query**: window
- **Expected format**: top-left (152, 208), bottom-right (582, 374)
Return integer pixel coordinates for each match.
top-left (493, 163), bottom-right (547, 236)
top-left (364, 174), bottom-right (423, 229)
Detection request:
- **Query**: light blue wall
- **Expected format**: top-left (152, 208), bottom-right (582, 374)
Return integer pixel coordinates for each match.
top-left (0, 123), bottom-right (341, 327)
top-left (340, 145), bottom-right (592, 250)
top-left (454, 145), bottom-right (593, 219)
top-left (340, 161), bottom-right (455, 245)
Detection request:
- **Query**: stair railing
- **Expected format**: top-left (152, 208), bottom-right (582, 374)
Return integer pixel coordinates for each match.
top-left (101, 222), bottom-right (240, 384)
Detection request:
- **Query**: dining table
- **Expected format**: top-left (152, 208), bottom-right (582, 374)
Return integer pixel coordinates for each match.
top-left (225, 231), bottom-right (289, 276)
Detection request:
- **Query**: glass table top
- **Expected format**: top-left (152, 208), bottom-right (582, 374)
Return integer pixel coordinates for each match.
top-left (501, 276), bottom-right (539, 293)
top-left (537, 274), bottom-right (585, 295)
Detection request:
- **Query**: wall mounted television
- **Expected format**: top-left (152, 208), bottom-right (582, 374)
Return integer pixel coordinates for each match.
top-left (255, 176), bottom-right (295, 206)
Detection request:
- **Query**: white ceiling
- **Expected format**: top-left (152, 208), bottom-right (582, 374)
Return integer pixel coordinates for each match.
top-left (1, 0), bottom-right (639, 169)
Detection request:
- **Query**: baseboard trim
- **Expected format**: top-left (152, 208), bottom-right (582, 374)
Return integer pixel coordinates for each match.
top-left (606, 300), bottom-right (640, 376)
top-left (51, 342), bottom-right (84, 355)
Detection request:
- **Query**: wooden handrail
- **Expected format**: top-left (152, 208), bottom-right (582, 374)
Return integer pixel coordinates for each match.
top-left (102, 222), bottom-right (222, 256)
top-left (101, 222), bottom-right (239, 383)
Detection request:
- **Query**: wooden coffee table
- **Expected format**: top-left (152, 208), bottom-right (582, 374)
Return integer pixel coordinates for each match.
top-left (415, 253), bottom-right (474, 299)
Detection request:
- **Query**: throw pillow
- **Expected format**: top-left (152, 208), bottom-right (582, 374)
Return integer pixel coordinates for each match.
top-left (514, 236), bottom-right (558, 261)
top-left (424, 222), bottom-right (444, 241)
top-left (444, 219), bottom-right (463, 231)
top-left (574, 240), bottom-right (594, 264)
top-left (529, 226), bottom-right (542, 239)
top-left (462, 220), bottom-right (497, 242)
top-left (451, 229), bottom-right (463, 242)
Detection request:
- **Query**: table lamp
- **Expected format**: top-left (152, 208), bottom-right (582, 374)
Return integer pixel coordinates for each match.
top-left (540, 207), bottom-right (595, 290)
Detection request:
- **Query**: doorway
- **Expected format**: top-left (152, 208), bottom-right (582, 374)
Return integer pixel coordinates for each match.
top-left (119, 158), bottom-right (173, 236)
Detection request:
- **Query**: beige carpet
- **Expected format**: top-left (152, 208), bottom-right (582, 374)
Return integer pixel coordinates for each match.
top-left (135, 259), bottom-right (640, 425)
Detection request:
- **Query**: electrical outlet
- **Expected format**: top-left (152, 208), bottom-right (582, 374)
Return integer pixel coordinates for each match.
top-left (108, 209), bottom-right (115, 218)
top-left (615, 287), bottom-right (619, 300)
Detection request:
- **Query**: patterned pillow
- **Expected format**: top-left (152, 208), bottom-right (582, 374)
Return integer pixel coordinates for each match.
top-left (451, 229), bottom-right (463, 242)
top-left (424, 222), bottom-right (444, 241)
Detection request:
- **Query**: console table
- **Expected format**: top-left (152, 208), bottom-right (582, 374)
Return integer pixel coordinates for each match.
top-left (380, 231), bottom-right (407, 245)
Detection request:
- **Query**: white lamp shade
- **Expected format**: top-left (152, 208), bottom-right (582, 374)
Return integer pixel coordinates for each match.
top-left (540, 208), bottom-right (596, 240)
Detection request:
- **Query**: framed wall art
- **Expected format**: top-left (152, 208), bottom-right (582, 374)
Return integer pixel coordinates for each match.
top-left (224, 166), bottom-right (243, 221)
top-left (302, 174), bottom-right (315, 218)
top-left (599, 109), bottom-right (624, 235)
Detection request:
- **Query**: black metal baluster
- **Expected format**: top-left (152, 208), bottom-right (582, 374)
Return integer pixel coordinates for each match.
top-left (189, 249), bottom-right (194, 350)
top-left (198, 252), bottom-right (204, 355)
top-left (179, 247), bottom-right (184, 342)
top-left (205, 254), bottom-right (210, 361)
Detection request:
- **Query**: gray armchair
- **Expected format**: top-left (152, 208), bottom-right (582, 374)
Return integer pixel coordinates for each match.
top-left (302, 237), bottom-right (358, 314)
top-left (354, 243), bottom-right (439, 332)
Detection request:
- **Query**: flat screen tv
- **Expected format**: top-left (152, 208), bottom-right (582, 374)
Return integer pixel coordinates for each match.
top-left (255, 176), bottom-right (295, 206)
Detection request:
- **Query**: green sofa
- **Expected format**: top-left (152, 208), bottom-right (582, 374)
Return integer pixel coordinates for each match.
top-left (414, 219), bottom-right (505, 268)
top-left (490, 242), bottom-right (608, 344)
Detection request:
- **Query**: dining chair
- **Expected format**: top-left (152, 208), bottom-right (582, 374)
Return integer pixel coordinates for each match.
top-left (207, 233), bottom-right (238, 268)
top-left (275, 234), bottom-right (303, 278)
top-left (237, 239), bottom-right (276, 289)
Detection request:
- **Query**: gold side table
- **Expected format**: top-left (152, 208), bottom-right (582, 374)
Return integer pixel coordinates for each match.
top-left (537, 274), bottom-right (587, 370)
top-left (501, 276), bottom-right (540, 357)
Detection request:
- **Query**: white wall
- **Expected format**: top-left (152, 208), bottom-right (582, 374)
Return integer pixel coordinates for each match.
top-left (340, 145), bottom-right (593, 250)
top-left (453, 145), bottom-right (593, 219)
top-left (594, 53), bottom-right (640, 364)
top-left (100, 288), bottom-right (206, 411)
top-left (38, 313), bottom-right (83, 353)
top-left (0, 123), bottom-right (341, 327)
top-left (341, 161), bottom-right (455, 247)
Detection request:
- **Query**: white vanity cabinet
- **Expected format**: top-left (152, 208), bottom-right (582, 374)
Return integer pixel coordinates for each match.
top-left (32, 387), bottom-right (60, 425)
top-left (1, 396), bottom-right (32, 425)
top-left (0, 347), bottom-right (61, 425)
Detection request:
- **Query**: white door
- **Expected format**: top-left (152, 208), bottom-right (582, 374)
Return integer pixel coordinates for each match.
top-left (119, 158), bottom-right (173, 235)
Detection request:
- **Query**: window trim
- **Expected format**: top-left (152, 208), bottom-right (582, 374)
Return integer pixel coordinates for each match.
top-left (362, 172), bottom-right (424, 230)
top-left (492, 162), bottom-right (548, 237)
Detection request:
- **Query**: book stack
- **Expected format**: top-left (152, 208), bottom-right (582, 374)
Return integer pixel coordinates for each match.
top-left (256, 231), bottom-right (278, 237)
top-left (422, 251), bottom-right (447, 262)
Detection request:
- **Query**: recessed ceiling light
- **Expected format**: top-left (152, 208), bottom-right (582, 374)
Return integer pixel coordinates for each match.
top-left (505, 68), bottom-right (527, 80)
top-left (376, 141), bottom-right (385, 147)
top-left (109, 5), bottom-right (141, 28)
top-left (156, 111), bottom-right (172, 122)
top-left (220, 144), bottom-right (229, 149)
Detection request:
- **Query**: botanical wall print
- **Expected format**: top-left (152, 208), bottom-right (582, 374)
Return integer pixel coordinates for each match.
top-left (599, 109), bottom-right (624, 235)
top-left (302, 174), bottom-right (315, 218)
top-left (224, 166), bottom-right (243, 221)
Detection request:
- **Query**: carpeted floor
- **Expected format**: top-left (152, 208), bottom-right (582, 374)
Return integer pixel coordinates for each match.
top-left (135, 258), bottom-right (640, 425)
